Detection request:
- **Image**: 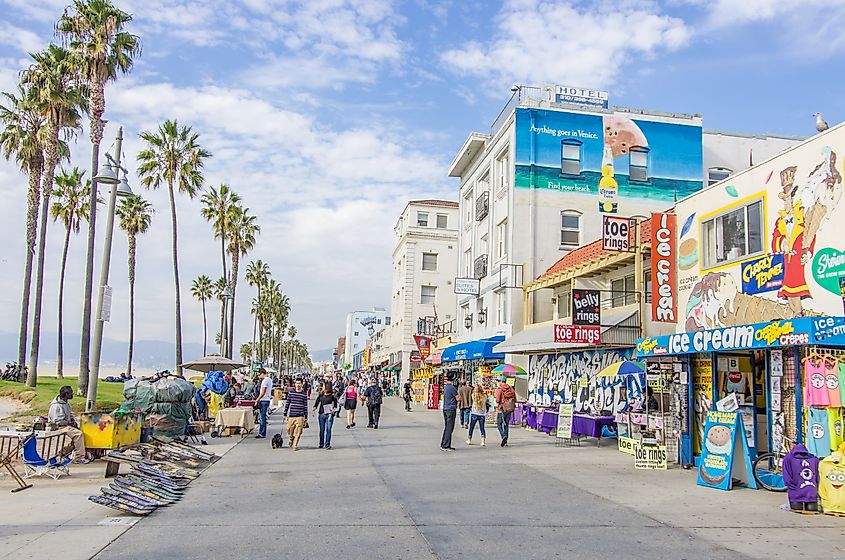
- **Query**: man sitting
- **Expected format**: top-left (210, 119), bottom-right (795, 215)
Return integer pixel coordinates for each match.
top-left (47, 386), bottom-right (90, 464)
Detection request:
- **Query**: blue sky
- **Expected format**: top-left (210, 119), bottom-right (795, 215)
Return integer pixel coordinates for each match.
top-left (0, 0), bottom-right (843, 362)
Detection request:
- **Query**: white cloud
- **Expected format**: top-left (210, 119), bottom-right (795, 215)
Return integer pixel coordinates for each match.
top-left (441, 0), bottom-right (691, 90)
top-left (0, 22), bottom-right (46, 54)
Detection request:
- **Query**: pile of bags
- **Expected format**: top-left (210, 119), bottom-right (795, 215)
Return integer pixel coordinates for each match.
top-left (123, 375), bottom-right (195, 437)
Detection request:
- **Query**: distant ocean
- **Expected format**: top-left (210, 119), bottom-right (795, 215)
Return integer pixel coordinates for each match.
top-left (515, 165), bottom-right (702, 202)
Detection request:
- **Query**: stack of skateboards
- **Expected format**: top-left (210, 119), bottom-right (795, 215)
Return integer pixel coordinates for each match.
top-left (89, 437), bottom-right (219, 516)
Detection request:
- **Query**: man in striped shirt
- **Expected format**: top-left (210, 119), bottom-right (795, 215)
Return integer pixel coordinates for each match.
top-left (284, 378), bottom-right (309, 450)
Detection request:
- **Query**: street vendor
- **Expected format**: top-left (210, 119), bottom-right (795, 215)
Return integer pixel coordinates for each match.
top-left (47, 385), bottom-right (90, 464)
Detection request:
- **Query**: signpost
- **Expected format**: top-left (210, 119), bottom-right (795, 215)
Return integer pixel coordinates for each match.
top-left (634, 443), bottom-right (668, 470)
top-left (572, 289), bottom-right (601, 326)
top-left (454, 277), bottom-right (481, 296)
top-left (553, 324), bottom-right (601, 345)
top-left (602, 216), bottom-right (636, 252)
top-left (548, 84), bottom-right (609, 108)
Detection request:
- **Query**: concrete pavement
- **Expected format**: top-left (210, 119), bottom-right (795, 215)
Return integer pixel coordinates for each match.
top-left (80, 398), bottom-right (845, 560)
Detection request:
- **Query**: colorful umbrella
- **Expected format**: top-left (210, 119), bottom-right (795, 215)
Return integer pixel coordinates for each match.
top-left (491, 364), bottom-right (527, 376)
top-left (596, 360), bottom-right (645, 378)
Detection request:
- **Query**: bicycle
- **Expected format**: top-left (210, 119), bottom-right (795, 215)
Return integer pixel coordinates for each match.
top-left (752, 438), bottom-right (794, 492)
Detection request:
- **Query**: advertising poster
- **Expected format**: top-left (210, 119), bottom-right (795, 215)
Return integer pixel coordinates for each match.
top-left (740, 254), bottom-right (784, 295)
top-left (634, 443), bottom-right (668, 470)
top-left (692, 357), bottom-right (713, 455)
top-left (651, 212), bottom-right (677, 322)
top-left (556, 403), bottom-right (574, 439)
top-left (697, 411), bottom-right (758, 490)
top-left (618, 435), bottom-right (637, 455)
top-left (572, 289), bottom-right (601, 325)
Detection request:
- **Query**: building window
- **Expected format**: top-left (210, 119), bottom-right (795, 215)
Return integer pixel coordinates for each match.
top-left (496, 219), bottom-right (508, 260)
top-left (421, 252), bottom-right (437, 271)
top-left (496, 149), bottom-right (510, 192)
top-left (556, 289), bottom-right (571, 318)
top-left (611, 275), bottom-right (636, 307)
top-left (629, 147), bottom-right (649, 182)
top-left (708, 167), bottom-right (733, 186)
top-left (702, 199), bottom-right (764, 268)
top-left (421, 285), bottom-right (436, 305)
top-left (495, 290), bottom-right (506, 325)
top-left (417, 212), bottom-right (428, 227)
top-left (560, 211), bottom-right (581, 247)
top-left (643, 268), bottom-right (652, 304)
top-left (436, 214), bottom-right (448, 229)
top-left (354, 331), bottom-right (359, 337)
top-left (464, 248), bottom-right (472, 277)
top-left (463, 191), bottom-right (472, 228)
top-left (561, 139), bottom-right (582, 175)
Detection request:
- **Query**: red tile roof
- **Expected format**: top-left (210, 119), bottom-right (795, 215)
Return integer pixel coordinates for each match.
top-left (535, 219), bottom-right (653, 282)
top-left (410, 199), bottom-right (459, 208)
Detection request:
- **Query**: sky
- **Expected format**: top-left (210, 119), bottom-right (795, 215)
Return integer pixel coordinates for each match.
top-left (0, 0), bottom-right (844, 362)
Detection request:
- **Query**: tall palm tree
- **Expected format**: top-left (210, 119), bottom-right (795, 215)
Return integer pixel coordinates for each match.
top-left (116, 194), bottom-right (153, 378)
top-left (245, 260), bottom-right (270, 363)
top-left (137, 119), bottom-right (210, 376)
top-left (50, 167), bottom-right (91, 378)
top-left (58, 0), bottom-right (141, 395)
top-left (0, 84), bottom-right (45, 369)
top-left (226, 206), bottom-right (259, 358)
top-left (23, 44), bottom-right (85, 387)
top-left (191, 275), bottom-right (213, 356)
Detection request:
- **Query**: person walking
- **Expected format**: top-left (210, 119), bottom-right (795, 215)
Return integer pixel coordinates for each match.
top-left (333, 376), bottom-right (345, 419)
top-left (254, 368), bottom-right (273, 439)
top-left (466, 384), bottom-right (489, 447)
top-left (440, 374), bottom-right (458, 451)
top-left (363, 379), bottom-right (383, 429)
top-left (495, 376), bottom-right (517, 447)
top-left (403, 380), bottom-right (412, 412)
top-left (284, 377), bottom-right (309, 450)
top-left (457, 380), bottom-right (473, 429)
top-left (313, 382), bottom-right (339, 449)
top-left (344, 379), bottom-right (358, 428)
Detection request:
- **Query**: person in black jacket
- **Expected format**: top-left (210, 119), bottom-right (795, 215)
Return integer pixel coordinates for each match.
top-left (312, 382), bottom-right (339, 449)
top-left (362, 379), bottom-right (383, 429)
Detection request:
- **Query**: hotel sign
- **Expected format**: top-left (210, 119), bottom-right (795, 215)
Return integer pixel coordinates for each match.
top-left (454, 277), bottom-right (480, 296)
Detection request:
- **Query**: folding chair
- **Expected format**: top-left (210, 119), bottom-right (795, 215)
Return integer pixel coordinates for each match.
top-left (0, 434), bottom-right (31, 492)
top-left (20, 433), bottom-right (72, 480)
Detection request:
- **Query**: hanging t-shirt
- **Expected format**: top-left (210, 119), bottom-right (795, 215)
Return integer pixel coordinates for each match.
top-left (807, 408), bottom-right (831, 458)
top-left (829, 408), bottom-right (844, 453)
top-left (804, 361), bottom-right (831, 407)
top-left (819, 454), bottom-right (845, 515)
top-left (838, 362), bottom-right (845, 405)
top-left (826, 361), bottom-right (842, 408)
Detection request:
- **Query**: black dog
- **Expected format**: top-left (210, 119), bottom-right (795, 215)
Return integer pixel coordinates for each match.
top-left (271, 433), bottom-right (284, 449)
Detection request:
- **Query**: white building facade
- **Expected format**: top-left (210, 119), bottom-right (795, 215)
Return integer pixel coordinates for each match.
top-left (342, 307), bottom-right (387, 368)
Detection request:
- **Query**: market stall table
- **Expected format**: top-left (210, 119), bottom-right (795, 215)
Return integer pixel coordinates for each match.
top-left (525, 406), bottom-right (539, 430)
top-left (539, 408), bottom-right (558, 434)
top-left (571, 414), bottom-right (616, 446)
top-left (213, 407), bottom-right (256, 437)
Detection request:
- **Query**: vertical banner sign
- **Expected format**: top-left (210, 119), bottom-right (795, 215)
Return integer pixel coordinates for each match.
top-left (651, 213), bottom-right (677, 322)
top-left (413, 335), bottom-right (432, 359)
top-left (572, 289), bottom-right (601, 325)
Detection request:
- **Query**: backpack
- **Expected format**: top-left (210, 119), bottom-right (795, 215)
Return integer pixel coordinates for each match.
top-left (500, 386), bottom-right (516, 413)
top-left (368, 387), bottom-right (383, 406)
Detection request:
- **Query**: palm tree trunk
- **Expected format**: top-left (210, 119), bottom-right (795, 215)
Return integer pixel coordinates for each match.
top-left (201, 299), bottom-right (207, 356)
top-left (228, 254), bottom-right (239, 358)
top-left (126, 233), bottom-right (136, 378)
top-left (18, 158), bottom-right (43, 368)
top-left (167, 182), bottom-right (183, 376)
top-left (56, 217), bottom-right (73, 379)
top-left (27, 126), bottom-right (59, 387)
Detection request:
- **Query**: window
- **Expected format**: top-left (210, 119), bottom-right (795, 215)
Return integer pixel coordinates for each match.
top-left (708, 167), bottom-right (733, 186)
top-left (496, 290), bottom-right (506, 325)
top-left (556, 289), bottom-right (571, 318)
top-left (561, 139), bottom-right (582, 175)
top-left (611, 274), bottom-right (636, 307)
top-left (464, 249), bottom-right (472, 277)
top-left (421, 252), bottom-right (437, 271)
top-left (463, 191), bottom-right (472, 227)
top-left (421, 285), bottom-right (436, 304)
top-left (417, 212), bottom-right (429, 227)
top-left (496, 219), bottom-right (508, 260)
top-left (496, 150), bottom-right (510, 191)
top-left (436, 214), bottom-right (448, 229)
top-left (560, 211), bottom-right (581, 247)
top-left (643, 269), bottom-right (652, 304)
top-left (354, 331), bottom-right (359, 337)
top-left (629, 147), bottom-right (649, 182)
top-left (701, 199), bottom-right (764, 268)
top-left (476, 191), bottom-right (490, 221)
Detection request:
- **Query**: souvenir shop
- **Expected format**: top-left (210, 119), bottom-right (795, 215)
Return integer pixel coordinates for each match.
top-left (636, 316), bottom-right (845, 469)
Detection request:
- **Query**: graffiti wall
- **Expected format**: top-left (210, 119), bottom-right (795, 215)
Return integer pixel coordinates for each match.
top-left (527, 349), bottom-right (641, 414)
top-left (675, 126), bottom-right (845, 330)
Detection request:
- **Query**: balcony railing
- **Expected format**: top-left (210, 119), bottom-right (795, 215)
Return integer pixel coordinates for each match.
top-left (417, 317), bottom-right (457, 337)
top-left (475, 191), bottom-right (489, 221)
top-left (474, 254), bottom-right (488, 279)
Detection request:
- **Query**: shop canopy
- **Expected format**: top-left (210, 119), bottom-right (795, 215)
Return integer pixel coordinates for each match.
top-left (425, 352), bottom-right (442, 366)
top-left (441, 336), bottom-right (505, 363)
top-left (383, 361), bottom-right (402, 371)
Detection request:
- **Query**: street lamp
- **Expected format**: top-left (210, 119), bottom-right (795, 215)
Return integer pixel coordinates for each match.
top-left (220, 284), bottom-right (233, 356)
top-left (464, 314), bottom-right (473, 330)
top-left (478, 308), bottom-right (487, 325)
top-left (86, 128), bottom-right (133, 412)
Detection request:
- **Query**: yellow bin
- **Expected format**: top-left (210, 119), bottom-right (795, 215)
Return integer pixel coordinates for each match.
top-left (80, 412), bottom-right (144, 449)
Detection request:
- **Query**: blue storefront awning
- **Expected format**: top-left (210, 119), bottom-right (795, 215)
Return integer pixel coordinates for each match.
top-left (442, 336), bottom-right (506, 363)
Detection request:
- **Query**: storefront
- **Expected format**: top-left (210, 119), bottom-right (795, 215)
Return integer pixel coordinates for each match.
top-left (440, 336), bottom-right (505, 386)
top-left (636, 317), bottom-right (845, 467)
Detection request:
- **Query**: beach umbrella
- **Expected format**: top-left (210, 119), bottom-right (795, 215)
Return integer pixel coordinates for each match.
top-left (596, 361), bottom-right (645, 378)
top-left (491, 364), bottom-right (528, 376)
top-left (179, 353), bottom-right (247, 372)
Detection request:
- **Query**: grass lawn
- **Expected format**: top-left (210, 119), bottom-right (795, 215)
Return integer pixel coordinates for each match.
top-left (0, 377), bottom-right (125, 418)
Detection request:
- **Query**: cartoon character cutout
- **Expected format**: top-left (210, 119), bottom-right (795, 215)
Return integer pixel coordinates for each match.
top-left (771, 166), bottom-right (814, 316)
top-left (603, 115), bottom-right (647, 157)
top-left (801, 148), bottom-right (842, 255)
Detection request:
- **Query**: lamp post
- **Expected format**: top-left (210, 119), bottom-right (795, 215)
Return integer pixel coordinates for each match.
top-left (219, 284), bottom-right (232, 356)
top-left (86, 127), bottom-right (133, 412)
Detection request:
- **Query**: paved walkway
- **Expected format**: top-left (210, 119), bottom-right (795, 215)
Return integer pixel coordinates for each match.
top-left (81, 398), bottom-right (845, 559)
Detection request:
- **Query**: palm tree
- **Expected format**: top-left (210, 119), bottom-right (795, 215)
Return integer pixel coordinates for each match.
top-left (0, 84), bottom-right (45, 369)
top-left (137, 120), bottom-right (210, 375)
top-left (239, 342), bottom-right (253, 364)
top-left (226, 206), bottom-right (259, 358)
top-left (245, 260), bottom-right (270, 363)
top-left (23, 44), bottom-right (85, 386)
top-left (116, 194), bottom-right (153, 378)
top-left (50, 167), bottom-right (91, 378)
top-left (191, 275), bottom-right (213, 356)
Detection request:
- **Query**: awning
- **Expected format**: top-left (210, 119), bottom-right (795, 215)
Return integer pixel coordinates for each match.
top-left (425, 352), bottom-right (442, 366)
top-left (493, 309), bottom-right (640, 355)
top-left (441, 336), bottom-right (505, 363)
top-left (382, 361), bottom-right (402, 371)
